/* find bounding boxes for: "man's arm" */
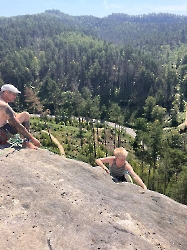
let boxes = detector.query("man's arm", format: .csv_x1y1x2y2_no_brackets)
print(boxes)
95,156,114,174
5,106,40,146
125,162,147,189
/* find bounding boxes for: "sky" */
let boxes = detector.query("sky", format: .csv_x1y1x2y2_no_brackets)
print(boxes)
0,0,187,18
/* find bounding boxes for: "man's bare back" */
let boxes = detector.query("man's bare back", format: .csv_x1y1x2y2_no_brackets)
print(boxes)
0,99,14,127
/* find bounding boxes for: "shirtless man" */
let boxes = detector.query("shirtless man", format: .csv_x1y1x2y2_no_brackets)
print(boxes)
0,84,40,149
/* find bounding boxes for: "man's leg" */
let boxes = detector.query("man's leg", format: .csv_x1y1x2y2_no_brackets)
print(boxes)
15,112,30,131
0,128,9,144
0,124,17,144
16,112,38,149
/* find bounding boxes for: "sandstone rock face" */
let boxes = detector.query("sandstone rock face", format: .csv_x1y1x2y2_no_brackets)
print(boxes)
0,147,187,250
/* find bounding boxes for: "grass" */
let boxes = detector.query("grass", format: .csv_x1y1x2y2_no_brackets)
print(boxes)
30,116,136,166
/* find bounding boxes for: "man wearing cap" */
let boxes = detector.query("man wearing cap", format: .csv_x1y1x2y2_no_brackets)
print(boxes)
0,83,40,149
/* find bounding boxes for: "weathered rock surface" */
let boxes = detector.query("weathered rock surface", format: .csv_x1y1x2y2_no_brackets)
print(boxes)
0,146,187,250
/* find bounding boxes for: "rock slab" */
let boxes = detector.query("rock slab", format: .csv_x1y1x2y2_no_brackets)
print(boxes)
0,147,187,250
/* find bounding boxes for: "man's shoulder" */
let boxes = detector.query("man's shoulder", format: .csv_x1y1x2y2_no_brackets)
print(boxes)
0,102,13,115
0,97,7,104
0,100,9,109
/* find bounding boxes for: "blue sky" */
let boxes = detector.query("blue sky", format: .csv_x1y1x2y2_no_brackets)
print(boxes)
0,0,187,18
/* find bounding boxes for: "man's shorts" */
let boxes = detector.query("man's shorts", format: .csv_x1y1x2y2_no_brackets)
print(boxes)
111,175,127,183
0,124,17,144
111,173,133,183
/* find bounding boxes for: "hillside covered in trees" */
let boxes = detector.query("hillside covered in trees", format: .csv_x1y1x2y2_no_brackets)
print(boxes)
1,10,187,204
0,10,187,118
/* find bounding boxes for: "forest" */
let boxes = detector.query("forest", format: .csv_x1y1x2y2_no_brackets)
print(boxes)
0,10,187,204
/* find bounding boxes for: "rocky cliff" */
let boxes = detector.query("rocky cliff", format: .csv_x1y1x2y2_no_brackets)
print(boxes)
0,146,187,250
